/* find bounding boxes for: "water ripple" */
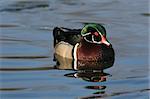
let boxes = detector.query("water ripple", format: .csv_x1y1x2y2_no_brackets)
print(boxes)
0,24,19,28
141,13,150,17
0,66,56,71
0,88,27,91
0,0,49,12
0,56,49,59
80,88,150,99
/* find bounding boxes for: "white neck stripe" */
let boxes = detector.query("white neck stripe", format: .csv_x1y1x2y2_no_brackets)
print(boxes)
73,43,79,70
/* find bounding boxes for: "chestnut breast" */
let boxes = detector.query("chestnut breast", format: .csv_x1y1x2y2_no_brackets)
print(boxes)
77,43,103,61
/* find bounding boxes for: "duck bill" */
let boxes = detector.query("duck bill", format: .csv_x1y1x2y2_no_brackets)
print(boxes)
101,36,110,46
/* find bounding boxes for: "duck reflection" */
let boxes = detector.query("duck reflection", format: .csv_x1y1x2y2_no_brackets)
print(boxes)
85,85,106,96
64,71,109,97
64,71,110,82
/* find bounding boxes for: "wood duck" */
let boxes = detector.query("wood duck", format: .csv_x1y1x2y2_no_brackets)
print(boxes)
53,23,115,71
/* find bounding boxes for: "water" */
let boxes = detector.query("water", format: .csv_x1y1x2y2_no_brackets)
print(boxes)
0,0,149,99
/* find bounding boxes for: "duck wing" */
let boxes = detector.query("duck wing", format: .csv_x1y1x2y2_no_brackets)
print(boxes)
53,27,81,46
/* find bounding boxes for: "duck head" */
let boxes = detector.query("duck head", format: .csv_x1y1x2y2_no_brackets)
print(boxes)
81,23,111,46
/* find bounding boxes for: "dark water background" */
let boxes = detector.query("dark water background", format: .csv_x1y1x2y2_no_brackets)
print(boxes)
0,0,149,99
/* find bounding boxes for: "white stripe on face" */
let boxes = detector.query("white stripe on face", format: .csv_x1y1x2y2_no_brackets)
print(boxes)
83,31,110,46
82,32,91,36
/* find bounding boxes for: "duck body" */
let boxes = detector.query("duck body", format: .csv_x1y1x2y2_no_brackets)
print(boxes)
53,23,115,70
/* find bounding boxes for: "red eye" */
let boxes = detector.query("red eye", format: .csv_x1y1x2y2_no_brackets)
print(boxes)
93,32,99,36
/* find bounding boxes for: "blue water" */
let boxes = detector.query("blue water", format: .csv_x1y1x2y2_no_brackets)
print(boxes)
0,0,149,99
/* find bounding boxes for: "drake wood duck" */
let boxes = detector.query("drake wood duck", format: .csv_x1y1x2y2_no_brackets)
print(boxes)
53,23,115,71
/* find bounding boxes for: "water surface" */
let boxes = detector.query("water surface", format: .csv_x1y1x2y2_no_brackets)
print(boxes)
0,0,149,99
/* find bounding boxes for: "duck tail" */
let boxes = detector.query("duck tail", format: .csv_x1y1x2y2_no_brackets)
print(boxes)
53,27,61,47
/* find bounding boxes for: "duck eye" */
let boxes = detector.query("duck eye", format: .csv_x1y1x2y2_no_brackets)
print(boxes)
94,35,101,42
85,34,92,41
